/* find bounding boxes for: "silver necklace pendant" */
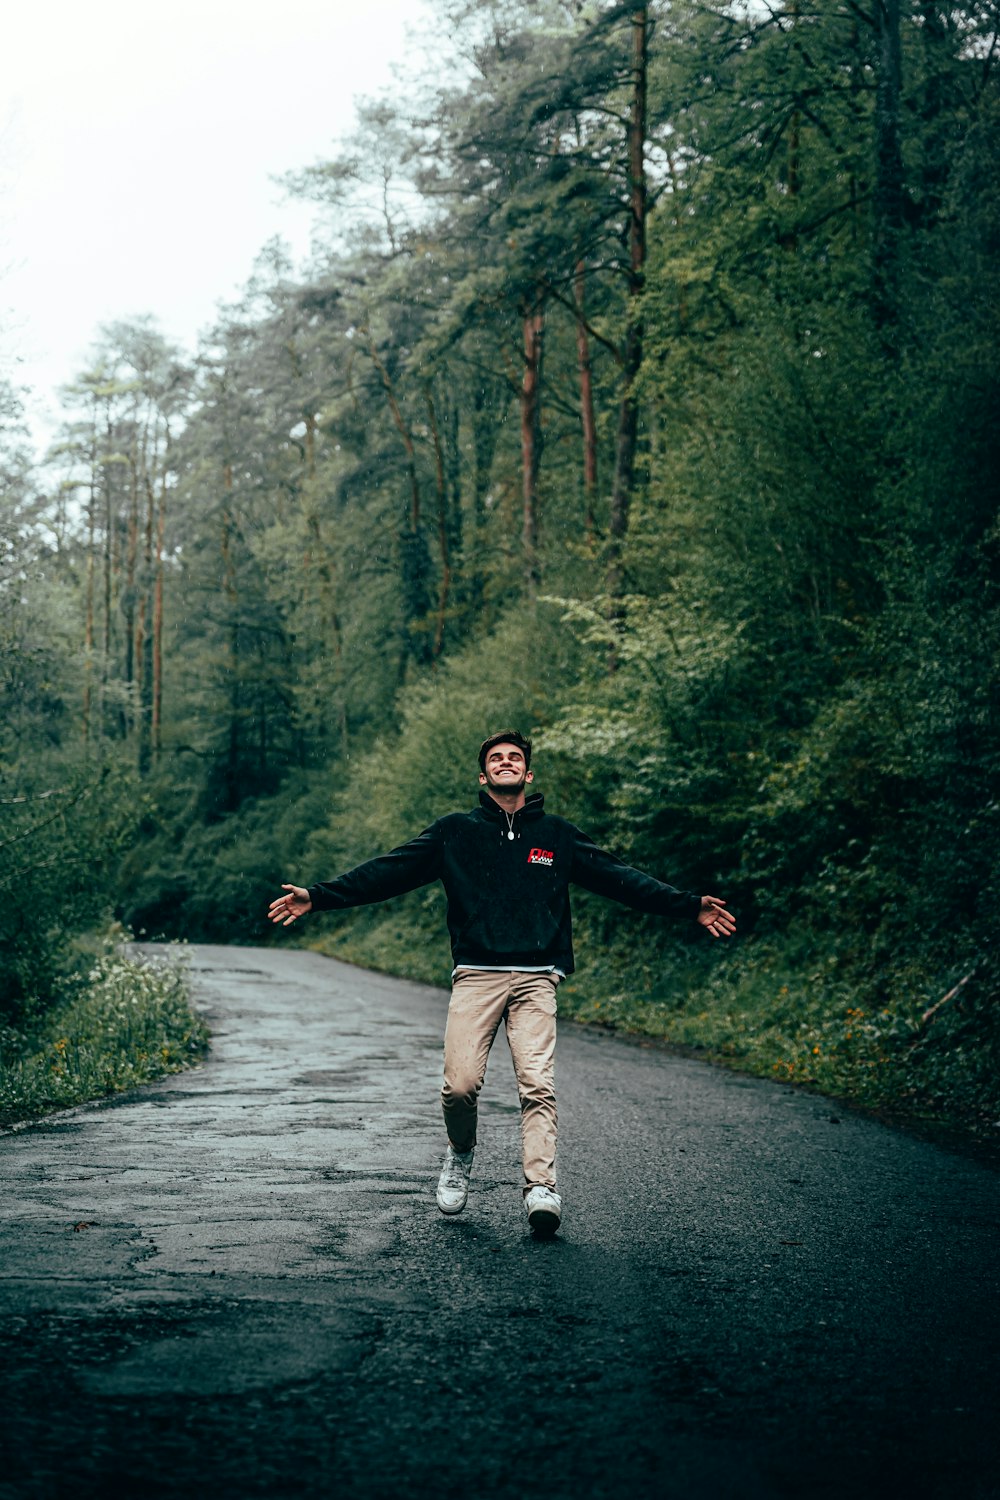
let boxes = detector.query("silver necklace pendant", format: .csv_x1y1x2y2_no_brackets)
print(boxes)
507,829,515,841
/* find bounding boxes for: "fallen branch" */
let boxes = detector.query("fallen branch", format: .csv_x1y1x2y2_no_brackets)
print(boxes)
0,789,68,805
921,969,977,1027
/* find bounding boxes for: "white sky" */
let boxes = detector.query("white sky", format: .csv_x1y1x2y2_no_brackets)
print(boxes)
0,0,430,454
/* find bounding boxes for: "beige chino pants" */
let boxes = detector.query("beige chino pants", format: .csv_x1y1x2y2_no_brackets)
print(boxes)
441,968,559,1190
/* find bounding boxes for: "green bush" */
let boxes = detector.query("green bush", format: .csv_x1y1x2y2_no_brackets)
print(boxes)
0,945,208,1127
0,763,141,1022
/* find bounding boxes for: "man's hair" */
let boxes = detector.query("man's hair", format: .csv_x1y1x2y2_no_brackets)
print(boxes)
478,730,532,772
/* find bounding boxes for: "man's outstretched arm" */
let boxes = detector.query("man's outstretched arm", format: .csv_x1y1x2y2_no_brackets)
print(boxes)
267,822,445,928
569,826,736,936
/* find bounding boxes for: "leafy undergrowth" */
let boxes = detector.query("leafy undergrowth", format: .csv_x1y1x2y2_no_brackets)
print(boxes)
309,909,451,990
0,950,209,1128
556,943,1000,1144
304,916,999,1147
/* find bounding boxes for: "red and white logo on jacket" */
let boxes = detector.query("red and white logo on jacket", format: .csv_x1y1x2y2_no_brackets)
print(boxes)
527,848,554,865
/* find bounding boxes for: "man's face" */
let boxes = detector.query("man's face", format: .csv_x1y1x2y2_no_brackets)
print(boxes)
479,742,533,795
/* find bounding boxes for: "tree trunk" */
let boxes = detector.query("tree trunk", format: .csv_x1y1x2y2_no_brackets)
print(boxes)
124,421,139,703
152,470,165,761
849,21,863,245
364,334,430,667
574,260,598,545
135,455,156,776
221,464,241,814
102,403,115,730
872,0,905,337
520,290,545,598
445,396,464,619
425,388,452,659
82,426,98,745
301,413,348,756
919,0,949,225
469,385,500,621
307,511,348,755
607,4,648,662
787,0,802,216
365,334,421,529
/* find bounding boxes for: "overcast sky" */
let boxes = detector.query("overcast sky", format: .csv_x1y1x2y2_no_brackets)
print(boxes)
0,0,429,453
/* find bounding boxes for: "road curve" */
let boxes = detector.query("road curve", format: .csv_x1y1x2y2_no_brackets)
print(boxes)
1,944,997,1500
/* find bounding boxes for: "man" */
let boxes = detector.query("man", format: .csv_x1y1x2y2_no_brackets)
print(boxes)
268,731,735,1236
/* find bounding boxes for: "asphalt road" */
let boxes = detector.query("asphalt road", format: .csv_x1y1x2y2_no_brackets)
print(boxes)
1,944,998,1500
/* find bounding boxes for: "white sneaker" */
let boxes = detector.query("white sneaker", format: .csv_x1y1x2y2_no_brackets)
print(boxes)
436,1144,475,1214
525,1184,562,1234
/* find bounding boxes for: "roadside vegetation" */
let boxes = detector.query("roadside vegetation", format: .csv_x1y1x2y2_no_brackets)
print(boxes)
555,942,997,1133
2,2,996,1140
0,941,208,1128
311,829,999,1142
0,758,207,1127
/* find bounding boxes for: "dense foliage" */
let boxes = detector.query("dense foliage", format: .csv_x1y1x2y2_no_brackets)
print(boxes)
3,0,997,1132
0,945,208,1126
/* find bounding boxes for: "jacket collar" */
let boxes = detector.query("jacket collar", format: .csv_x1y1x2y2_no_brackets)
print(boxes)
478,789,545,822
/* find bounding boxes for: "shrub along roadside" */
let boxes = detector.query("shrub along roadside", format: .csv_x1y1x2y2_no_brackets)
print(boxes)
0,763,141,1026
303,910,999,1146
0,946,209,1128
553,942,999,1139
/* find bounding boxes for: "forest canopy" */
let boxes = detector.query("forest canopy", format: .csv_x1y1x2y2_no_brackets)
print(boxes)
3,0,998,1130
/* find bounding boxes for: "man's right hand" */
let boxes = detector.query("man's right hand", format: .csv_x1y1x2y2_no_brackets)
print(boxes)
268,884,312,926
697,895,736,939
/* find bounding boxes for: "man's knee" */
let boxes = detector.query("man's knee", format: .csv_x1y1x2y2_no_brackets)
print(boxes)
518,1076,556,1113
441,1073,482,1111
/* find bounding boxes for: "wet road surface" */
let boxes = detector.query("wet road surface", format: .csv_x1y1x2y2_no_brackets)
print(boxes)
1,944,998,1500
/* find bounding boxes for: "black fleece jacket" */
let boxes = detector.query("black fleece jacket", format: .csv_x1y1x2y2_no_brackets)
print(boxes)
307,791,701,976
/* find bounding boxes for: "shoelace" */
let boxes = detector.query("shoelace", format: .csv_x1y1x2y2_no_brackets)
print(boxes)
443,1151,471,1184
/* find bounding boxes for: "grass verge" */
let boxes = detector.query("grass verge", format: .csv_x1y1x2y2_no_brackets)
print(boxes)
0,948,209,1128
304,910,999,1149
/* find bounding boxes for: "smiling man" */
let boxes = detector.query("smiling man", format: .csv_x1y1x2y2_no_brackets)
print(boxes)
268,730,735,1235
